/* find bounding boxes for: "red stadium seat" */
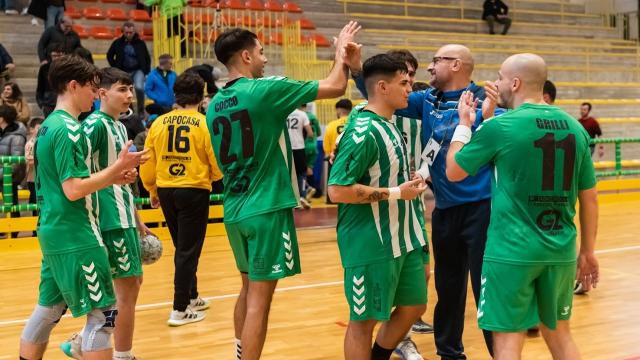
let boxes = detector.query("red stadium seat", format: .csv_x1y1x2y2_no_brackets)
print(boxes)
124,0,137,4
64,5,82,19
83,7,106,20
188,0,207,7
78,0,97,2
141,26,154,41
184,12,213,24
312,33,330,47
224,0,245,10
107,8,128,21
282,1,302,13
244,0,264,11
269,32,282,45
264,0,283,12
256,14,273,27
299,17,315,29
90,25,115,39
275,15,291,27
73,24,90,39
102,0,125,3
129,9,152,22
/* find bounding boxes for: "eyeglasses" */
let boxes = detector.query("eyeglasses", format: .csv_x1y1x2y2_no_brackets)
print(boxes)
431,56,460,64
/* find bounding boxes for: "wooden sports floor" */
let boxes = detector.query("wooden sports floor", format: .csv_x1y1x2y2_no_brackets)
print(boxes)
1,194,639,359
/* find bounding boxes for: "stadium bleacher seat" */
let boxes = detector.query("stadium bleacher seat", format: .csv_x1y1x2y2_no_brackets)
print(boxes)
245,0,264,11
83,7,107,20
264,0,283,12
90,25,115,39
102,0,125,3
275,15,291,27
141,26,153,41
185,12,214,24
222,14,237,26
269,31,283,45
312,33,330,47
107,8,128,21
282,2,302,13
299,17,315,30
129,9,152,22
188,0,207,7
64,6,82,19
225,0,246,10
73,24,90,39
78,0,98,2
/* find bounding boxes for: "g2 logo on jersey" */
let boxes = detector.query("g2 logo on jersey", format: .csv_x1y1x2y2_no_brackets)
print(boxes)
536,209,563,231
168,163,186,176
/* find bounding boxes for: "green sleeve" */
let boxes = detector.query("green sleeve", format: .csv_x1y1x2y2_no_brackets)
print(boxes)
83,119,106,156
454,119,502,176
309,113,321,137
54,127,90,183
421,246,430,264
578,135,597,190
257,77,319,122
328,127,377,186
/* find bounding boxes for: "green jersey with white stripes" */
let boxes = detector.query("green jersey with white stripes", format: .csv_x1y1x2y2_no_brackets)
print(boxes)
329,109,427,267
35,110,103,255
351,102,422,171
83,111,137,231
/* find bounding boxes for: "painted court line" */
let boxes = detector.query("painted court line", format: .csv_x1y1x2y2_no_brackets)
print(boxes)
0,245,638,327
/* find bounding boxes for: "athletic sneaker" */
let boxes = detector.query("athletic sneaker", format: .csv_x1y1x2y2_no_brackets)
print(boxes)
167,308,206,326
394,338,424,360
299,198,311,209
574,281,588,295
305,186,316,201
60,333,82,359
189,297,210,311
411,319,434,334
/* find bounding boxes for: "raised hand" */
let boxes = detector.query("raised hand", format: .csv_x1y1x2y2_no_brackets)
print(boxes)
482,80,499,120
457,90,478,128
342,41,363,73
398,178,428,200
333,21,361,61
117,140,149,170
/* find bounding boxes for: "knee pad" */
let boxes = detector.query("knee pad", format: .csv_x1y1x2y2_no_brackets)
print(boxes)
81,306,118,352
21,303,67,344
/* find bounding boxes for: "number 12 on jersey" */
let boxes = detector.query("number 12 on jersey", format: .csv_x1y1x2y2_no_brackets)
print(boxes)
212,109,255,165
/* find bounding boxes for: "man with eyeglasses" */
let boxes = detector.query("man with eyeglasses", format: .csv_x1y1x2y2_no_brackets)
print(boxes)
352,44,504,360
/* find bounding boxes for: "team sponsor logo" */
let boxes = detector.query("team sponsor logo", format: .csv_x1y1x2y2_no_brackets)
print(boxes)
168,163,186,176
535,209,563,231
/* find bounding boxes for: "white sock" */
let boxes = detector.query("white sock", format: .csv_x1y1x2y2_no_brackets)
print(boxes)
114,350,133,360
235,338,242,360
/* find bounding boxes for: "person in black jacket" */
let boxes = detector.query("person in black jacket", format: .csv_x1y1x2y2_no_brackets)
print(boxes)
184,63,219,96
107,22,151,115
37,15,81,64
482,0,512,35
36,43,66,117
0,43,15,85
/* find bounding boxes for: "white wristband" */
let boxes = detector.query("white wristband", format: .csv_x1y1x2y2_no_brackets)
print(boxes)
388,187,401,200
451,125,472,144
416,162,430,181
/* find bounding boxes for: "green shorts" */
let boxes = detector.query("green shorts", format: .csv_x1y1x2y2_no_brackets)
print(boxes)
103,228,143,279
477,261,576,332
344,249,427,321
39,246,116,317
225,208,301,281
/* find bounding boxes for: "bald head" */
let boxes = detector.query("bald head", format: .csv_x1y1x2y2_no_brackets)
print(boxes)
501,53,547,92
495,53,548,109
427,44,475,91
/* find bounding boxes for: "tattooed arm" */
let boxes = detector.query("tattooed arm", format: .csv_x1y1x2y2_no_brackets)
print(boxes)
328,178,426,204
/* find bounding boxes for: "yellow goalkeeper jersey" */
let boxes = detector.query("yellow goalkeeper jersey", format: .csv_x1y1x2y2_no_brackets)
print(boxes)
323,116,348,156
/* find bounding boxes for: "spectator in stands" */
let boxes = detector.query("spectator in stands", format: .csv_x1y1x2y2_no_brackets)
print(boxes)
0,104,27,237
108,22,152,115
24,117,43,223
543,79,556,104
45,0,65,28
36,43,66,117
286,106,313,209
300,103,321,198
1,82,31,124
185,63,219,96
578,102,604,157
482,0,512,35
144,53,176,115
0,43,15,85
37,15,81,64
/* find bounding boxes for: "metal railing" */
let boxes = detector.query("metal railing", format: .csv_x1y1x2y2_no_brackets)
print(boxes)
592,138,640,177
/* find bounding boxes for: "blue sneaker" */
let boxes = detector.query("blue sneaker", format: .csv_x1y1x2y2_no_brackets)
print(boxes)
60,333,82,359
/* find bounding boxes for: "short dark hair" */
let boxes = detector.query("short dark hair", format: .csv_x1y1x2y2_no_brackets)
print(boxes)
335,98,353,111
386,49,418,71
214,28,258,65
363,54,408,93
158,53,172,63
543,80,556,103
581,102,592,111
174,72,204,107
99,67,132,89
412,81,429,91
48,54,100,95
2,82,23,102
28,117,44,128
74,47,94,64
0,104,18,125
122,21,135,29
